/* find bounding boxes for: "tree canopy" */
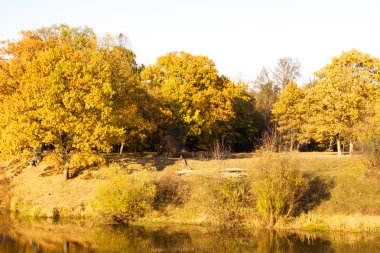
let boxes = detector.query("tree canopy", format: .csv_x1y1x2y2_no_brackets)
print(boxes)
1,24,380,175
302,49,380,154
0,25,142,178
141,52,258,151
272,81,305,151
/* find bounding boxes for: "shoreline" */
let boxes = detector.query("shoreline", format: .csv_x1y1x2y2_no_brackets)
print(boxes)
4,209,380,233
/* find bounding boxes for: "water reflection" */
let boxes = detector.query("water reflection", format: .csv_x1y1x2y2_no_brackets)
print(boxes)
0,216,379,253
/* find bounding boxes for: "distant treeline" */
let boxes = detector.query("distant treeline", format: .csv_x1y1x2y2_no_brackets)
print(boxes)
0,25,379,171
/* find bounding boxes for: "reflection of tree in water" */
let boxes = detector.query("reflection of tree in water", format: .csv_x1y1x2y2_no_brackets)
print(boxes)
325,233,380,253
256,231,335,253
1,217,380,252
0,235,19,253
149,229,192,250
92,225,148,252
92,225,192,252
188,229,335,253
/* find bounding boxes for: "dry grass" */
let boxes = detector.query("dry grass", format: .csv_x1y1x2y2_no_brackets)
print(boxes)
292,214,380,232
7,159,102,218
1,151,380,231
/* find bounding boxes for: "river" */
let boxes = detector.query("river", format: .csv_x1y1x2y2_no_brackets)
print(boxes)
0,215,379,252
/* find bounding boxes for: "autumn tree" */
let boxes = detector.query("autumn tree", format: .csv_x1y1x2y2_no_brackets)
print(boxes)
356,95,380,171
302,49,380,156
99,34,156,155
272,81,305,151
141,52,257,151
223,79,260,151
0,25,142,178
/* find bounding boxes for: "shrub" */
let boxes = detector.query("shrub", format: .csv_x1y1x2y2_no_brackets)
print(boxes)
153,172,191,211
208,178,253,227
253,153,308,226
93,165,156,224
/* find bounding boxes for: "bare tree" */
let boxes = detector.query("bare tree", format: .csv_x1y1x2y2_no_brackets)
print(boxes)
254,67,272,87
98,33,131,49
272,57,301,89
252,68,280,127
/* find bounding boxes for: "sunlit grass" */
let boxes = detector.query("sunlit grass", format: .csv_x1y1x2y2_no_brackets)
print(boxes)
2,152,380,231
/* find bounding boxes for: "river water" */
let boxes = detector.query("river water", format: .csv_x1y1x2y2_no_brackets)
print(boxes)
0,215,379,253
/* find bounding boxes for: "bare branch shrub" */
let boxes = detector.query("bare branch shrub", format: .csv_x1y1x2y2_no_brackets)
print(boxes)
211,139,231,169
259,127,283,152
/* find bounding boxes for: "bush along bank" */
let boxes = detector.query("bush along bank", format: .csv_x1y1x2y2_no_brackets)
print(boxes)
3,152,380,232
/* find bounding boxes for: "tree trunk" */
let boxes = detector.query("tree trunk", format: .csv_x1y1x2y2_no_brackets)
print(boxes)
337,135,342,156
30,147,43,167
63,149,69,180
349,140,354,157
64,166,69,180
34,147,42,165
63,241,69,253
119,142,124,157
290,135,294,152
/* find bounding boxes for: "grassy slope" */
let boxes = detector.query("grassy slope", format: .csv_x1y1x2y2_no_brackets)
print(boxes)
1,152,380,231
296,154,380,216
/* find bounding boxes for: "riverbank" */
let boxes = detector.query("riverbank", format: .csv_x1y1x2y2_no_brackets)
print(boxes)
1,152,380,232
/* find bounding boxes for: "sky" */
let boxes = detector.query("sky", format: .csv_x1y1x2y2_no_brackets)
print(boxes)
1,0,379,84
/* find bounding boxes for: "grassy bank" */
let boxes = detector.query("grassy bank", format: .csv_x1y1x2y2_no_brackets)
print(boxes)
1,152,380,232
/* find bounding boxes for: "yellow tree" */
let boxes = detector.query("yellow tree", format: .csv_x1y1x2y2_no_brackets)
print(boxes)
0,25,138,178
141,52,255,151
303,49,380,156
99,34,156,155
272,81,305,151
355,94,380,171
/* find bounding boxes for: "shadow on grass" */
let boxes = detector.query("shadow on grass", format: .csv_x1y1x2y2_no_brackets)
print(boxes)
70,166,100,179
295,176,335,216
39,165,60,177
176,151,253,161
37,152,177,179
104,153,177,171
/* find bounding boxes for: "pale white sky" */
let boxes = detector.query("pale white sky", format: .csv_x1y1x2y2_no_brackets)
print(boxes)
1,0,379,84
